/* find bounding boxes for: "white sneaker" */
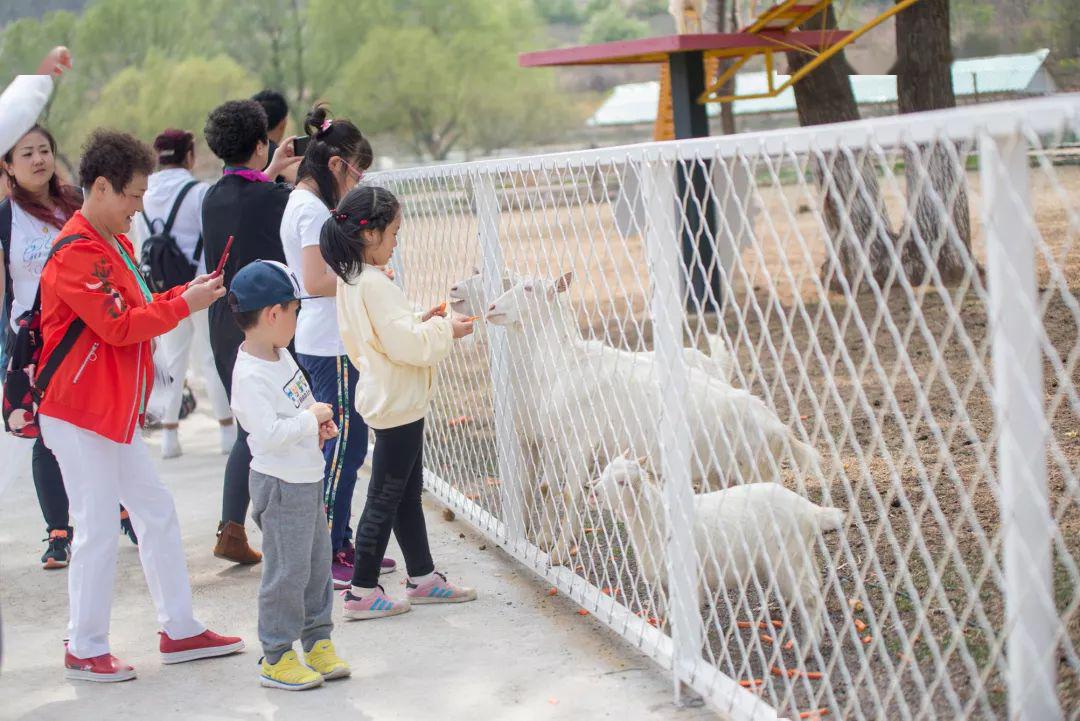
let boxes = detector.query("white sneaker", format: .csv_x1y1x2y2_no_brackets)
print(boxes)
162,429,182,459
219,422,237,455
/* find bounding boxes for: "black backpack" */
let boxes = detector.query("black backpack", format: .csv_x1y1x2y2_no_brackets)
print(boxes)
139,181,202,293
3,234,87,438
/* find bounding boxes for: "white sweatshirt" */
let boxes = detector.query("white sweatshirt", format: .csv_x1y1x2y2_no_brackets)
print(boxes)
337,266,454,429
230,346,325,483
0,75,52,156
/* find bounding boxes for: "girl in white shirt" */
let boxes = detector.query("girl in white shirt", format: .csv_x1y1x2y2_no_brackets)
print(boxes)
0,124,103,568
140,129,235,459
280,105,396,588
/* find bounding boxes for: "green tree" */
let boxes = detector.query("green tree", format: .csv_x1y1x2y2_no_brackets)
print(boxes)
0,10,78,125
581,1,649,44
72,54,258,148
331,0,563,159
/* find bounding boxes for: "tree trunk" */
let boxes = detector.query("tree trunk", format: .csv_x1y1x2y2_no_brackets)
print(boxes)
895,0,975,286
704,0,736,134
290,0,307,113
787,5,896,293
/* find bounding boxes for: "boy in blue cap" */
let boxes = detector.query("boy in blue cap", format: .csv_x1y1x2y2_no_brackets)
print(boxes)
228,260,349,690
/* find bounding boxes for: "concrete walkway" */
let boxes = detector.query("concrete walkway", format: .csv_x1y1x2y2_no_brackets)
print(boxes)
0,410,715,721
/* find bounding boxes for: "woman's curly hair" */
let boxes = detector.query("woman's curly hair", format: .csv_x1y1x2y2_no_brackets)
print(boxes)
204,99,268,165
78,129,155,192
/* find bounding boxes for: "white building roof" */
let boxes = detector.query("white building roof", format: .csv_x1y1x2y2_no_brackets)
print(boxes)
588,48,1054,126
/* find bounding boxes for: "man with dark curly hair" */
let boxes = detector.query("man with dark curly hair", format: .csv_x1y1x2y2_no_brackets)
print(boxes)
201,99,301,565
36,128,244,681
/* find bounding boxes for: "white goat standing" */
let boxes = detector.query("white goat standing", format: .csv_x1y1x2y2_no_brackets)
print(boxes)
589,455,845,645
449,266,734,383
485,272,821,562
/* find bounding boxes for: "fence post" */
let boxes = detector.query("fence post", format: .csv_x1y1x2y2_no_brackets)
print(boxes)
474,173,528,544
980,131,1061,721
642,153,703,704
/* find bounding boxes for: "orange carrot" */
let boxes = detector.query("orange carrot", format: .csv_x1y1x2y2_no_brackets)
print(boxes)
547,587,558,596
771,619,784,629
447,415,470,427
760,634,774,644
799,709,829,719
801,671,823,680
862,635,873,644
465,493,480,500
737,621,767,630
854,619,868,633
576,609,589,616
739,679,764,688
465,315,481,322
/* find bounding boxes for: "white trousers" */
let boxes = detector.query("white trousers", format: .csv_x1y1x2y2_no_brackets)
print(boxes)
40,415,205,659
159,310,232,424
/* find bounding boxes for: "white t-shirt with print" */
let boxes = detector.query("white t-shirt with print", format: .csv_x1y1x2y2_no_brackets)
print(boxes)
280,187,344,357
230,346,325,484
7,201,63,333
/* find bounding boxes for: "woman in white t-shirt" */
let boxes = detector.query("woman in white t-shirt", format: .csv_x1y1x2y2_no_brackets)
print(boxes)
280,105,396,589
0,124,138,568
139,129,235,459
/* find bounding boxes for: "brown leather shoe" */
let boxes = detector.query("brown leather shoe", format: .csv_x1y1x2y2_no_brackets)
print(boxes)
213,521,261,564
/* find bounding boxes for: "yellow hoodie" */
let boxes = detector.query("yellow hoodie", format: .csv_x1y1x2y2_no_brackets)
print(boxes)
337,266,454,429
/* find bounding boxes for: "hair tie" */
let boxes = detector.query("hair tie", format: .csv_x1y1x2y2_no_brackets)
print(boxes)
334,212,348,223
320,118,333,134
358,219,368,226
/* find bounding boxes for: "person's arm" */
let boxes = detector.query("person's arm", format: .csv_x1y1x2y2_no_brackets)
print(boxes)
0,76,52,156
296,204,336,296
231,374,320,450
365,278,454,368
49,244,222,346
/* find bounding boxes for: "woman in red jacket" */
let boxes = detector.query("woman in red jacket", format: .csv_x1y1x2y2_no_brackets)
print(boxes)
38,130,243,682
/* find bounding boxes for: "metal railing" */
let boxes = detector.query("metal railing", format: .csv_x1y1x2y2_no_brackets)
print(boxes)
372,94,1080,721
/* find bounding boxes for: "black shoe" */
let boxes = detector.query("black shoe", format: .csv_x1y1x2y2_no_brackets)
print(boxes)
120,513,138,546
41,528,71,569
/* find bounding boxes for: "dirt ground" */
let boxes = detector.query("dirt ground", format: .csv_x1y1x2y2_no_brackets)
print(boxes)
385,158,1080,720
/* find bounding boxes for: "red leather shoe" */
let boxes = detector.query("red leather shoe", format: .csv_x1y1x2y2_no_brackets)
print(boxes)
159,629,245,664
64,650,136,682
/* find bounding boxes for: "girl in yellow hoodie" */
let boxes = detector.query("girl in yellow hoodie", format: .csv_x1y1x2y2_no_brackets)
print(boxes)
320,185,476,619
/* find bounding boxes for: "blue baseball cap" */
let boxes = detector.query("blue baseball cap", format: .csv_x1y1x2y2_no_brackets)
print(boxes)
228,260,312,313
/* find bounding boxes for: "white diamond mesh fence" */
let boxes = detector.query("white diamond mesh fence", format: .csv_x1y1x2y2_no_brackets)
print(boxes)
369,95,1080,721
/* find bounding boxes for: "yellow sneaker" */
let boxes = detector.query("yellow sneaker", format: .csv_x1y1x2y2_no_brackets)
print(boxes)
260,650,324,690
304,639,351,680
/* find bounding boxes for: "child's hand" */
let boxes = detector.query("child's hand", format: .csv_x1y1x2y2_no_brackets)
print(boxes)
422,301,448,322
319,420,339,442
310,402,334,425
450,313,474,339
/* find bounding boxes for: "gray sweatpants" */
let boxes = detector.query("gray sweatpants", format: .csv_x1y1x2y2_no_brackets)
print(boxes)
249,470,334,664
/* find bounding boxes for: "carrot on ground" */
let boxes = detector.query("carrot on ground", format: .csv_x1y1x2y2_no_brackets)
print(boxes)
771,619,784,629
798,709,829,719
760,634,775,644
854,619,868,633
862,635,873,644
800,671,823,680
737,621,766,630
576,609,589,616
547,587,558,596
447,415,470,427
739,679,764,688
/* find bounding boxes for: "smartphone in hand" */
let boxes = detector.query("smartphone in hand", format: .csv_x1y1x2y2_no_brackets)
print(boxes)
293,136,310,156
213,235,234,277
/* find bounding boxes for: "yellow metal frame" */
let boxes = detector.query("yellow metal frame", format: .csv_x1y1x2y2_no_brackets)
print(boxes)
698,0,923,104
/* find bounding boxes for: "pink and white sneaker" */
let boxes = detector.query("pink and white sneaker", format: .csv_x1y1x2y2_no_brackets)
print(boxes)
331,551,353,591
342,586,411,620
340,541,397,575
405,572,477,605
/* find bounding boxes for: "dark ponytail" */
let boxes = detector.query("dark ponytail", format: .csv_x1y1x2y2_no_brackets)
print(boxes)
320,185,401,282
298,103,373,209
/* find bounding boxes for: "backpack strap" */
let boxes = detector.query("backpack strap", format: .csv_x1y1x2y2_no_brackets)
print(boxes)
163,181,198,235
34,233,88,392
1,198,12,321
193,234,203,264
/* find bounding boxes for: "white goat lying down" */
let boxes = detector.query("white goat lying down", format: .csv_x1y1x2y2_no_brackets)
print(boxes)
589,455,845,644
485,272,821,559
449,266,734,384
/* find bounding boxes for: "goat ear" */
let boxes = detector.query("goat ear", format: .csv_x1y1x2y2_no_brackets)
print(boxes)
554,271,573,294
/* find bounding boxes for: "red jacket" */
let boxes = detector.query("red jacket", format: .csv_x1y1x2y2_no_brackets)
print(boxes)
38,211,191,443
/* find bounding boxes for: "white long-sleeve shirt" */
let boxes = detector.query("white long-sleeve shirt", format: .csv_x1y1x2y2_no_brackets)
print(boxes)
0,75,52,156
230,345,325,483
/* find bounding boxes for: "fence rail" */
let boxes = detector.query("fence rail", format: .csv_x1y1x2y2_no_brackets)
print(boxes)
371,94,1080,721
